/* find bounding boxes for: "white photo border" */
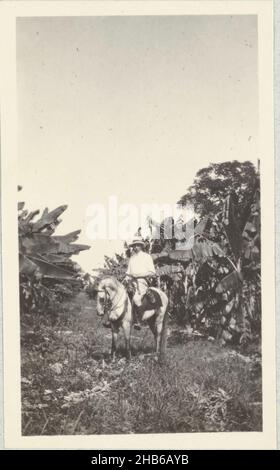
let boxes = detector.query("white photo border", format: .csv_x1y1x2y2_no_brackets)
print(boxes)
0,1,276,449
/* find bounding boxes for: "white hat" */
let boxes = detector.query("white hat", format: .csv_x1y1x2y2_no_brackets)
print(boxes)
129,236,145,247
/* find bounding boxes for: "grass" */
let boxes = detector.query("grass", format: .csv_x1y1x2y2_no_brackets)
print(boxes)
20,292,262,435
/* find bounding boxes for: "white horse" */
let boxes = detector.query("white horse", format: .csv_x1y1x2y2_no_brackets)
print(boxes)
96,276,169,361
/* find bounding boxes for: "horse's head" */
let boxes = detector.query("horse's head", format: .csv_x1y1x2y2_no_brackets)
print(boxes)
96,277,118,316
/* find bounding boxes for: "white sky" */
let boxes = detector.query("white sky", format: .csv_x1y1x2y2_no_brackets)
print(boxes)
17,15,258,273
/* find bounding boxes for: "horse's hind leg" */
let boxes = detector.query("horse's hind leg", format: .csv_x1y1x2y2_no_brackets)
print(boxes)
155,320,163,355
147,317,160,356
122,321,131,361
157,308,168,363
153,308,168,362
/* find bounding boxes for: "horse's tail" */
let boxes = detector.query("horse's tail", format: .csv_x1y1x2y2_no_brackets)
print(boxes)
159,297,169,363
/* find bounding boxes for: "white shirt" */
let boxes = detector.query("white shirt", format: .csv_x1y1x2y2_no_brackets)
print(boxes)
126,251,156,277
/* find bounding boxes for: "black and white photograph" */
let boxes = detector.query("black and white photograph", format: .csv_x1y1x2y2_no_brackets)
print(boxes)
0,1,276,450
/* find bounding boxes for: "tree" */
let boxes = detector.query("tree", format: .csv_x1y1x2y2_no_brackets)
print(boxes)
177,160,259,218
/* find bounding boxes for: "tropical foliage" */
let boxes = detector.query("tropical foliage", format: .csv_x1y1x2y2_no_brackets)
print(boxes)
92,161,261,348
151,161,261,347
19,161,262,435
18,187,90,315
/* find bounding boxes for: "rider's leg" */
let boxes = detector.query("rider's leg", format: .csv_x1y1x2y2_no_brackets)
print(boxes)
132,292,142,329
132,279,149,329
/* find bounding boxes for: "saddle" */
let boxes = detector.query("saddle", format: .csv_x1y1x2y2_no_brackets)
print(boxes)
125,278,162,312
132,288,162,329
141,288,162,310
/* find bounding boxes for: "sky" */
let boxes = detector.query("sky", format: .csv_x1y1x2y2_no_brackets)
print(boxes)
17,15,258,273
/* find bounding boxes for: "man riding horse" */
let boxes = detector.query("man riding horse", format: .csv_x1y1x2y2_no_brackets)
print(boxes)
102,236,161,329
125,236,158,330
96,236,168,360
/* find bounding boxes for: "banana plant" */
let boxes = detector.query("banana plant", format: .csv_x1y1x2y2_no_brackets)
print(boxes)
147,182,260,344
19,202,90,280
18,192,91,315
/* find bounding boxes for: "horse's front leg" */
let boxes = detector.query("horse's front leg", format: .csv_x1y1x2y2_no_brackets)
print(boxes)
111,327,118,362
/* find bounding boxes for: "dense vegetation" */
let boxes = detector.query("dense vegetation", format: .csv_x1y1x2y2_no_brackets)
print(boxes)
18,186,90,316
20,160,262,435
93,160,261,349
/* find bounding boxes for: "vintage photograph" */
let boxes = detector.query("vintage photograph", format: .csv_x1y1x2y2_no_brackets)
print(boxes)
17,13,263,437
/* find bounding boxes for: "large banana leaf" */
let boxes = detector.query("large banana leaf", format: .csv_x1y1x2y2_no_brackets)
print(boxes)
169,249,193,261
215,270,243,293
55,242,91,255
52,230,81,244
154,238,225,264
32,205,68,232
20,234,59,255
19,254,39,276
25,210,40,224
193,216,211,236
20,233,90,256
19,203,90,282
21,254,75,279
156,264,183,277
151,251,171,263
43,253,71,263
